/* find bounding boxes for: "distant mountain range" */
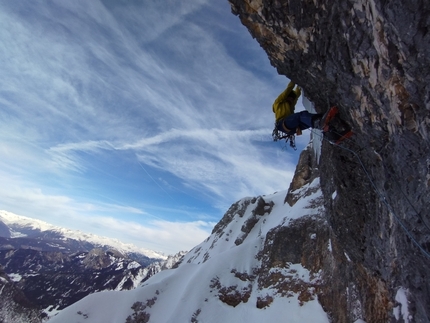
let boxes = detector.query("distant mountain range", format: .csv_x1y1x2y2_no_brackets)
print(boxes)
0,210,185,322
0,210,165,261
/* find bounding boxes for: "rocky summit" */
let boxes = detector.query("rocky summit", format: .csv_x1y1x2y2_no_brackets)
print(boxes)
229,0,430,321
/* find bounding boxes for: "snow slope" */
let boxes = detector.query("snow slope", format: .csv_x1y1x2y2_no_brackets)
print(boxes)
49,178,330,323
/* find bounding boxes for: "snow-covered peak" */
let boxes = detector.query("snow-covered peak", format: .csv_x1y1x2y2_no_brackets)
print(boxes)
180,178,322,267
0,210,56,233
0,210,166,260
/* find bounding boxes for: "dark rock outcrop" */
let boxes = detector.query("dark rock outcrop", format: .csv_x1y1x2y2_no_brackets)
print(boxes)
0,266,42,323
0,221,10,238
229,0,430,322
0,247,146,313
285,144,320,206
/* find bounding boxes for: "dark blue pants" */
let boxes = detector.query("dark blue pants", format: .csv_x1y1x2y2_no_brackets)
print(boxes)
277,111,314,135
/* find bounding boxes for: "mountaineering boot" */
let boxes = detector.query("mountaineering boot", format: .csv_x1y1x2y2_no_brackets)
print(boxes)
321,106,339,132
320,106,353,144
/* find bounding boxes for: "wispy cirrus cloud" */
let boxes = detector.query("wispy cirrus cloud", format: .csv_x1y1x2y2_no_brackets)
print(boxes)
46,127,297,207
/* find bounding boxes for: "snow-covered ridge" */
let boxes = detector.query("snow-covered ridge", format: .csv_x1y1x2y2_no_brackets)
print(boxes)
0,210,166,260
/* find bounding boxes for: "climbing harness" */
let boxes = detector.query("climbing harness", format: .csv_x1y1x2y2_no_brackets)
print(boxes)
311,127,430,260
272,127,297,150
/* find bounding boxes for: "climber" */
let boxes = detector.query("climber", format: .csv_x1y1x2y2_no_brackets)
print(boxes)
272,81,322,137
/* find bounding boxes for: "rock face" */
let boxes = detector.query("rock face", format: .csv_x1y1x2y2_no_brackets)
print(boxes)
229,0,430,322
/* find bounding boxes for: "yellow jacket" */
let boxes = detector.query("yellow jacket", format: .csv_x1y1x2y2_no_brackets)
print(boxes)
272,81,301,122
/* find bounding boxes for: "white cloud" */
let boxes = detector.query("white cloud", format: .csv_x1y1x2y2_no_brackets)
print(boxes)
3,182,129,223
89,216,215,254
0,179,213,254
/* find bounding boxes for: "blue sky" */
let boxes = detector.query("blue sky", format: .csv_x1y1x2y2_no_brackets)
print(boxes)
0,0,310,255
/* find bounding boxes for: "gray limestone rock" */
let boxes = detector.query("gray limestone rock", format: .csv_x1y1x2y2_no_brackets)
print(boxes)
229,0,430,321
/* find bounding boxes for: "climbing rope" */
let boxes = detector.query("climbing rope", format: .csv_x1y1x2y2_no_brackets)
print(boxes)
324,131,430,231
310,127,430,260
